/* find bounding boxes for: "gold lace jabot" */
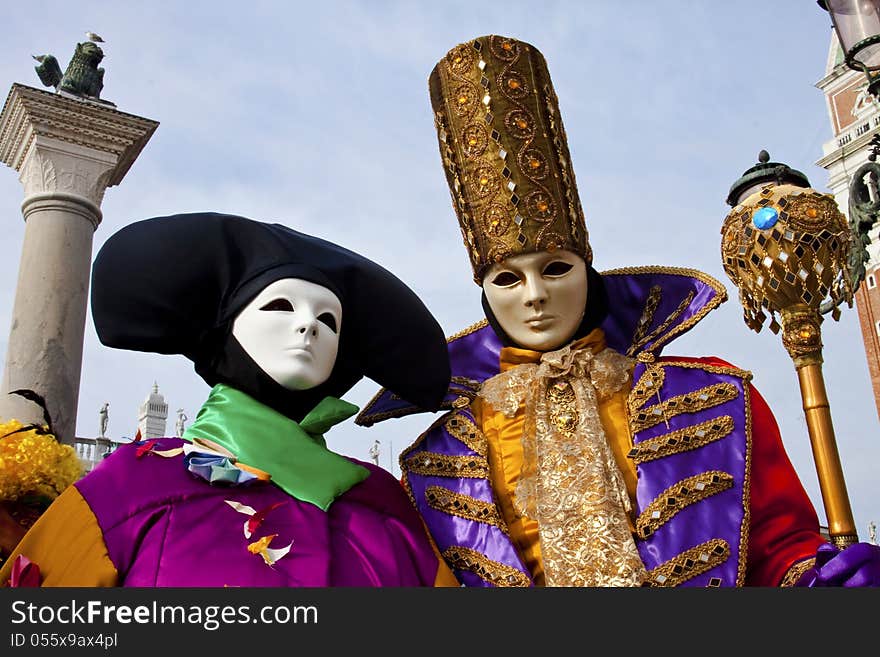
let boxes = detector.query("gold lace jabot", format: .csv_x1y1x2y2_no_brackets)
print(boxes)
479,329,647,586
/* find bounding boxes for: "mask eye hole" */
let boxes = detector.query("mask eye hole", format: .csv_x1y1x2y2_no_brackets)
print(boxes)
542,261,573,277
318,312,338,333
490,271,521,287
260,298,294,312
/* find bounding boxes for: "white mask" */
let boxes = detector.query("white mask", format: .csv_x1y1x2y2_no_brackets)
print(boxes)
232,278,342,391
482,250,587,351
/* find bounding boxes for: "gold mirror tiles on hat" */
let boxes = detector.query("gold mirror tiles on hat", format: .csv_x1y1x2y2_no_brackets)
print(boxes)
429,35,591,283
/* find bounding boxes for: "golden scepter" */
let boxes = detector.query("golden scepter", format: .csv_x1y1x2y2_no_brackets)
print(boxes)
721,151,859,548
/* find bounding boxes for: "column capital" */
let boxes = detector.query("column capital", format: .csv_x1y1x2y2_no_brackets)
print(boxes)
0,83,159,202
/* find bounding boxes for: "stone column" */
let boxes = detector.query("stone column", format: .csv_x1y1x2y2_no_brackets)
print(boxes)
0,83,158,444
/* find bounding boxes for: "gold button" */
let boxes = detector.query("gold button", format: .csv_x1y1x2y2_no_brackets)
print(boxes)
452,396,470,409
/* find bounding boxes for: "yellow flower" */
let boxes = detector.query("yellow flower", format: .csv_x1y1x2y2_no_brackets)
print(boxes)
0,419,82,504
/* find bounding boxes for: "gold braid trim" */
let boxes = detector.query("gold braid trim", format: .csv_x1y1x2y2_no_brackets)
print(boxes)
402,451,489,478
451,375,482,392
399,412,455,510
627,291,695,358
446,318,489,342
390,379,479,400
426,486,509,534
628,285,662,354
631,382,739,433
636,471,735,539
737,382,753,587
354,405,417,426
628,416,735,464
442,546,530,587
656,359,753,381
643,539,731,587
628,364,666,414
779,558,816,587
444,412,487,456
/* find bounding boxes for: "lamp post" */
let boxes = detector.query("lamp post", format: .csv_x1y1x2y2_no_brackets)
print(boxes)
820,0,880,96
722,151,859,548
820,1,880,285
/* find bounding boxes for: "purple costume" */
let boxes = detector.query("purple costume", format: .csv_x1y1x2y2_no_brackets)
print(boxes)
76,438,441,586
0,436,443,587
358,268,831,587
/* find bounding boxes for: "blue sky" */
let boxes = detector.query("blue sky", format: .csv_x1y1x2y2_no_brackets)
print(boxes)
1,1,878,540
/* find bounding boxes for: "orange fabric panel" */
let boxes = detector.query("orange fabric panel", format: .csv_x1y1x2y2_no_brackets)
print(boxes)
0,486,117,587
474,394,546,585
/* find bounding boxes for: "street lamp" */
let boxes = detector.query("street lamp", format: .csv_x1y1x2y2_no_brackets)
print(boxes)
722,151,859,548
820,0,880,96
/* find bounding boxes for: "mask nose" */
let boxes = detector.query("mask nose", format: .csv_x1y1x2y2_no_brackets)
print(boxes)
296,317,319,340
523,275,547,308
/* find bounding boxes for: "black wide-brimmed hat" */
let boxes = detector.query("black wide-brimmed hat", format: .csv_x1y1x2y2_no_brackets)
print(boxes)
90,212,451,421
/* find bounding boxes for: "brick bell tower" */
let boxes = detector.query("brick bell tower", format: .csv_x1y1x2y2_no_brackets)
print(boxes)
816,32,880,422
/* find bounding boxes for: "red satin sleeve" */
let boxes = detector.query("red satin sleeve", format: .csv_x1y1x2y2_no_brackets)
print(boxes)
742,377,825,584
669,356,825,585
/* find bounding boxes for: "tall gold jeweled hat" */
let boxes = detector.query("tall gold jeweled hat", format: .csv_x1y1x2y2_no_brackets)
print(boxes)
429,35,591,284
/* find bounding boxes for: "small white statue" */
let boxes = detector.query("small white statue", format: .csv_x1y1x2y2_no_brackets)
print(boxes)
99,402,109,438
175,408,188,437
368,439,381,466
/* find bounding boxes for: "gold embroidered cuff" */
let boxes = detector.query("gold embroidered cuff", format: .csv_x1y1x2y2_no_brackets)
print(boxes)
779,557,816,587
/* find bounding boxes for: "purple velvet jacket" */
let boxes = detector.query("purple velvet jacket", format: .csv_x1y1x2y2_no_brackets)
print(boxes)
356,267,825,587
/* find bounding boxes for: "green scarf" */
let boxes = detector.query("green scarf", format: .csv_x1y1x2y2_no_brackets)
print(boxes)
182,384,369,511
